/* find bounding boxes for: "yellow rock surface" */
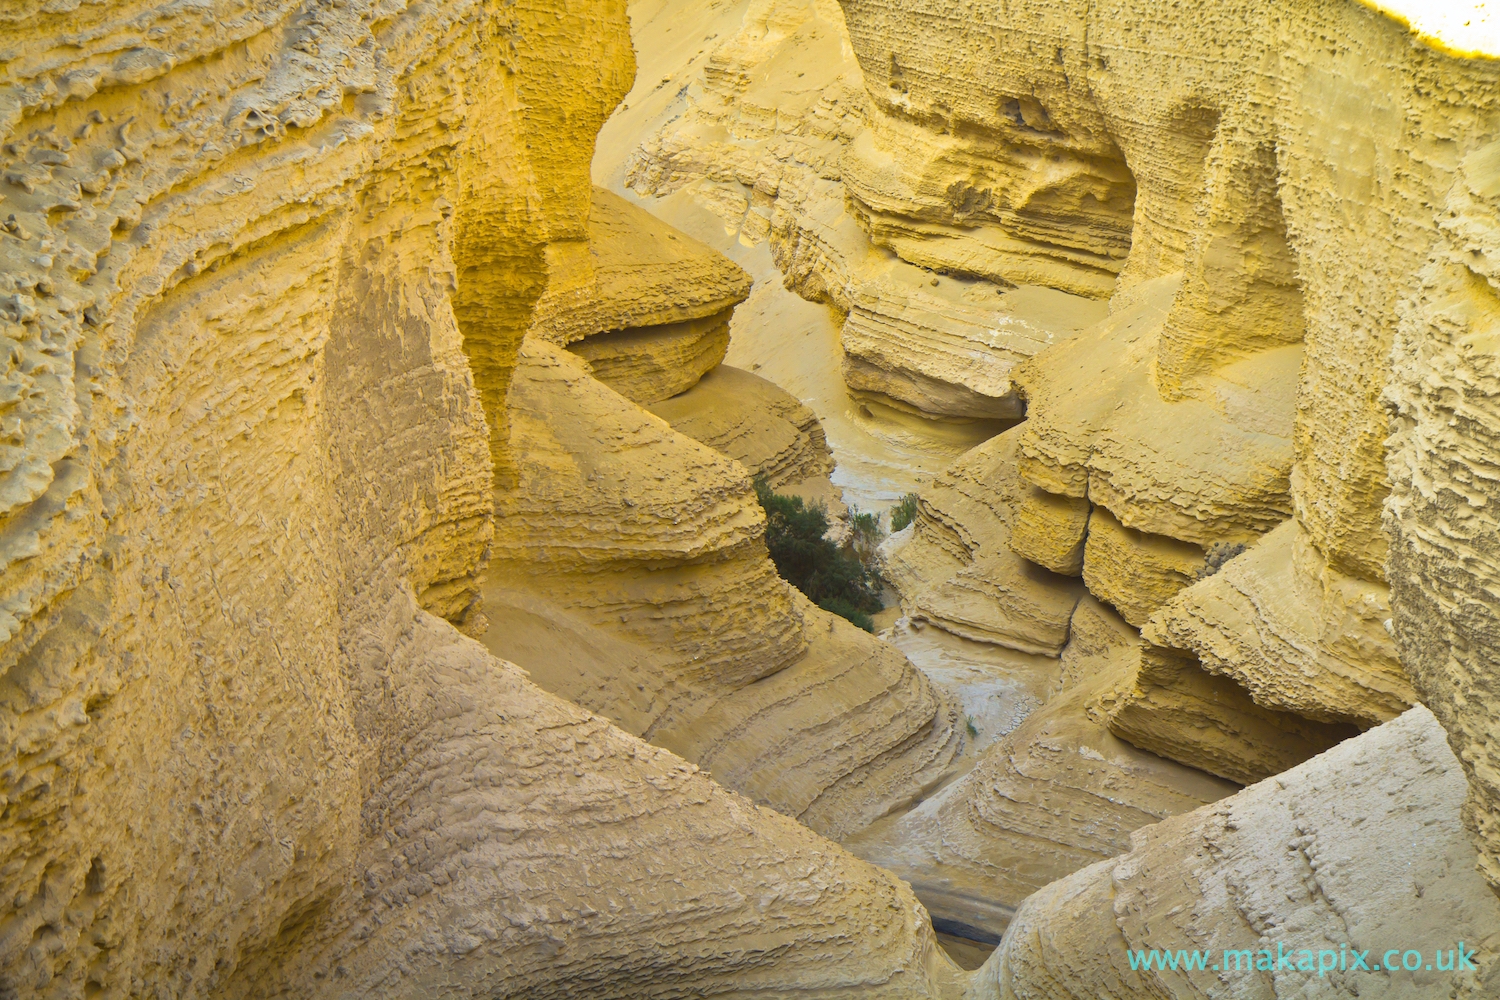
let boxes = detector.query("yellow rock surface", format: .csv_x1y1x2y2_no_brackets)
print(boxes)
1095,640,1359,786
1386,138,1500,895
646,363,836,494
0,0,972,994
978,708,1500,999
845,668,1237,944
1151,519,1415,727
884,429,1085,655
531,187,753,347
569,311,732,404
1009,487,1090,576
492,340,961,840
840,261,1106,421
615,0,1111,421
1055,595,1140,694
1081,506,1207,628
527,187,752,404
1012,276,1298,547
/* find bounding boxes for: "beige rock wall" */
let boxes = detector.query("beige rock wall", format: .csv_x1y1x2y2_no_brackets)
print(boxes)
829,0,1500,784
846,671,1236,944
821,0,1500,987
0,1,971,995
530,187,753,404
489,339,962,840
618,0,1112,422
976,707,1500,999
1386,138,1500,896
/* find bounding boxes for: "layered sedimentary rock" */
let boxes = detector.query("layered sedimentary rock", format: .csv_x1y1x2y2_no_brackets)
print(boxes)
618,0,1112,421
491,339,961,840
841,263,1105,421
1092,637,1359,786
846,666,1237,944
978,708,1500,1000
0,0,973,995
817,0,1500,792
1151,519,1417,727
884,428,1085,655
816,0,1500,988
646,362,836,497
530,186,752,403
1386,136,1500,896
1010,276,1299,550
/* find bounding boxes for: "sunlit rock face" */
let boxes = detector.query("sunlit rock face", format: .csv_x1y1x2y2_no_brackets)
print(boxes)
0,2,973,997
613,0,1500,979
833,0,1500,805
11,0,1500,993
975,707,1500,1000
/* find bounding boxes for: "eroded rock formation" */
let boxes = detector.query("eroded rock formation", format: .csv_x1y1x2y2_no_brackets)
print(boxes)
615,0,1500,986
976,707,1500,999
0,0,969,995
11,0,1500,995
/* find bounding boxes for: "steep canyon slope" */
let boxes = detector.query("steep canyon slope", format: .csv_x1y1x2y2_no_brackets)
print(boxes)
7,0,1500,998
0,1,969,996
615,0,1500,989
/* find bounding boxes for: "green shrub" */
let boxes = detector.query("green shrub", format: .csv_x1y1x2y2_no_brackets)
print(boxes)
817,597,875,633
890,493,920,532
847,505,882,563
754,478,883,631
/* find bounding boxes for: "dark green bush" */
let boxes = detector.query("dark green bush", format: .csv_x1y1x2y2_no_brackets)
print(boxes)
890,493,920,532
816,597,875,633
847,506,882,563
754,478,883,632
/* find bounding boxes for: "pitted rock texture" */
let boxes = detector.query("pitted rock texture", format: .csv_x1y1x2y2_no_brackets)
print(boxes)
884,428,1084,655
1151,519,1414,728
616,0,1110,422
529,186,752,404
646,362,836,495
1386,137,1500,896
823,0,1500,800
0,1,972,996
491,340,962,841
845,668,1236,945
975,708,1500,1000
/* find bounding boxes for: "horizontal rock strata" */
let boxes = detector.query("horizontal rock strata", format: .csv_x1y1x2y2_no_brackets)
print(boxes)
646,363,836,495
0,0,972,994
884,429,1085,655
492,339,961,840
977,707,1500,1000
1151,519,1414,727
845,669,1237,944
529,186,753,403
1093,639,1361,786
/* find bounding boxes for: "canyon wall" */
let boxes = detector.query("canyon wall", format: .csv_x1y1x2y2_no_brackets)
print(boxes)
618,0,1500,984
826,0,1500,884
8,0,1500,995
0,1,969,996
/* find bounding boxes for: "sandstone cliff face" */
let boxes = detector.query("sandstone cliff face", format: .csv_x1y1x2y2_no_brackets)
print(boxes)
488,337,962,841
976,707,1500,999
822,0,1500,789
1386,136,1500,898
620,0,1112,424
611,0,1500,983
13,0,1500,993
0,1,972,995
